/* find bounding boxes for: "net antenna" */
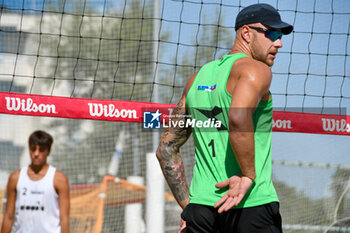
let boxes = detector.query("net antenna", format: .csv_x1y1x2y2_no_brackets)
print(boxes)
108,126,128,176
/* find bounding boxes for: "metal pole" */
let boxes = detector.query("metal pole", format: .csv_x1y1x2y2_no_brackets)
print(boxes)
147,1,164,233
152,0,160,153
146,152,164,233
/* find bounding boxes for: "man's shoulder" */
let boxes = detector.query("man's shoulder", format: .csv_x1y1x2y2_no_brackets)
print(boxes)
9,170,21,180
233,57,271,77
7,170,21,188
183,72,198,97
53,169,69,193
228,57,272,89
53,169,68,182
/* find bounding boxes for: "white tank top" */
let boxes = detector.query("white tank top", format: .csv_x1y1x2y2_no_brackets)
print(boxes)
13,166,61,233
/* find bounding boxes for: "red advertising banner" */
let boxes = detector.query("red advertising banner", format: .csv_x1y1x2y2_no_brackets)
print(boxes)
0,92,348,135
0,92,171,123
272,111,350,135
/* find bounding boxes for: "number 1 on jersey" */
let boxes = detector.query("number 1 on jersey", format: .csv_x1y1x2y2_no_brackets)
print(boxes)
208,139,216,157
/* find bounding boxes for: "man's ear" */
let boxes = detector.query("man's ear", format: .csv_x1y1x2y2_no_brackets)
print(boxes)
240,25,251,43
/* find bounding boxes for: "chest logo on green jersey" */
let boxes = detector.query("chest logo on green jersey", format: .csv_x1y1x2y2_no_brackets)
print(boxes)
197,84,216,92
195,106,227,131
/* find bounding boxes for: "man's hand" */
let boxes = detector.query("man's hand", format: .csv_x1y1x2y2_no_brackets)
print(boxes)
178,218,186,233
213,175,253,213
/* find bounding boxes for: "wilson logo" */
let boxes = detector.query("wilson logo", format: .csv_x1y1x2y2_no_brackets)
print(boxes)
322,118,350,133
272,119,292,129
5,97,57,114
88,103,137,119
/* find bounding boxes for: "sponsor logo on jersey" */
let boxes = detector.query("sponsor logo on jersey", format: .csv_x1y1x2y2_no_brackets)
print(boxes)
197,84,216,92
20,205,45,211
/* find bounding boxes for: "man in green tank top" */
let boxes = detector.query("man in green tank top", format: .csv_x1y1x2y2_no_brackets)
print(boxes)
157,3,293,233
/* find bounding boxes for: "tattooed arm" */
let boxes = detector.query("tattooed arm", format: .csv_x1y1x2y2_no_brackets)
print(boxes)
156,73,196,209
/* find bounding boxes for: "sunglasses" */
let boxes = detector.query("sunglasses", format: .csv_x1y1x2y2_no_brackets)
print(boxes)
248,26,282,42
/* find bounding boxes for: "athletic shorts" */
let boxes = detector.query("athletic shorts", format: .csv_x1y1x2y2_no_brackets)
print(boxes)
181,202,282,233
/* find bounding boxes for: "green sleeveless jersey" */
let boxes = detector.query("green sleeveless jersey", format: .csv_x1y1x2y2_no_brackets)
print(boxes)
186,53,278,208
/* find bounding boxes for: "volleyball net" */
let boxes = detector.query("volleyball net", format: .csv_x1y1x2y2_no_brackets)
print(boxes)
0,0,349,232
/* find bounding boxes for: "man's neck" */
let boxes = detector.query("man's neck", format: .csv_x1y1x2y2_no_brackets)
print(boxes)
29,163,49,174
229,40,251,57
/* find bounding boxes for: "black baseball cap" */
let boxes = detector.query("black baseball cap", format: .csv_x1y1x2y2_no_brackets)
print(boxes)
235,3,293,35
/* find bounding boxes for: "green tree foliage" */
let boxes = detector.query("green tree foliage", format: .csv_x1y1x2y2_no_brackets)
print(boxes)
39,0,164,101
36,0,165,185
329,169,350,226
159,8,233,104
274,180,328,228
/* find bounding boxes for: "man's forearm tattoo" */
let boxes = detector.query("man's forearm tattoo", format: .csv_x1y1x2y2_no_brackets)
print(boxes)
157,99,191,204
